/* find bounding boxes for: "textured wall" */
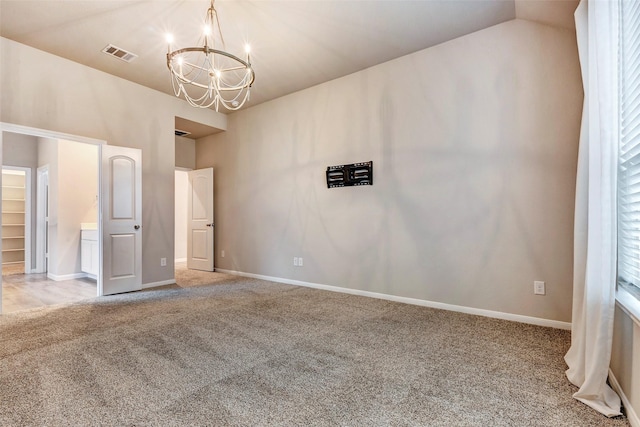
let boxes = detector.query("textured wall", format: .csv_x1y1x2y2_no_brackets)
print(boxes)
197,19,582,322
175,137,196,170
57,140,98,276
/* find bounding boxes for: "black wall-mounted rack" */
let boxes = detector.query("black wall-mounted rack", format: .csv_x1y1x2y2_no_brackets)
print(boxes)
326,161,373,188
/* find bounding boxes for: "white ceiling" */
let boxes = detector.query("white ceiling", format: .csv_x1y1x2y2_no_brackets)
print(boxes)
0,0,578,116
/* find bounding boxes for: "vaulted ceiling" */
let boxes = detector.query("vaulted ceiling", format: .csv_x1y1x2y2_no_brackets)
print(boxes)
0,1,578,114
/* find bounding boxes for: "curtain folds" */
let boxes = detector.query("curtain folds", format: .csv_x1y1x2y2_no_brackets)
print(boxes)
564,0,621,418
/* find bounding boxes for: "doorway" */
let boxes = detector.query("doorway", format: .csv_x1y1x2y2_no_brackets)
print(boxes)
0,123,144,314
174,168,214,273
0,125,103,314
1,136,99,312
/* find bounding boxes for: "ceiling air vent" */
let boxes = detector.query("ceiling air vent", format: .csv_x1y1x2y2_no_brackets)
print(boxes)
175,129,191,137
101,44,138,63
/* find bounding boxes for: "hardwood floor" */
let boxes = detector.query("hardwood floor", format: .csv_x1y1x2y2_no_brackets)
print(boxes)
2,264,97,313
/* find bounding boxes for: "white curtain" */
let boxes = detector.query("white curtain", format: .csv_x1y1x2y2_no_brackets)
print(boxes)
564,0,621,418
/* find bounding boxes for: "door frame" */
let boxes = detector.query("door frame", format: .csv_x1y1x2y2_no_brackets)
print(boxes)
2,166,32,274
0,122,105,314
35,165,49,274
174,168,191,264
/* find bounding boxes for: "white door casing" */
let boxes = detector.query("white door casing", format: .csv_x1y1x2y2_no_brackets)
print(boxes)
100,145,142,295
35,166,49,274
187,168,214,271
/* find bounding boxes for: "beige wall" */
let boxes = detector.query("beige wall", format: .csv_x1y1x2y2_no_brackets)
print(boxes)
0,36,226,285
57,140,98,276
175,136,196,170
196,19,582,323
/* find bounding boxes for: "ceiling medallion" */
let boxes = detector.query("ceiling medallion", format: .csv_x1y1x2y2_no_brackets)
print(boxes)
166,0,255,111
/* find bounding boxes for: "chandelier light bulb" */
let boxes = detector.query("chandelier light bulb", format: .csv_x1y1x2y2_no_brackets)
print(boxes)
203,25,211,36
165,33,174,44
245,44,251,53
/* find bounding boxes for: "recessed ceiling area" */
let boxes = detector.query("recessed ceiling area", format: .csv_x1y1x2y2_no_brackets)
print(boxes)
0,1,578,113
175,117,223,140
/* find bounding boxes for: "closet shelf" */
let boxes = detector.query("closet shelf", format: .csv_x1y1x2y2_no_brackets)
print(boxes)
3,170,26,265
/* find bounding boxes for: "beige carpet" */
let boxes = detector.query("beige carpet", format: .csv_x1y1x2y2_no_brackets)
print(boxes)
0,270,631,426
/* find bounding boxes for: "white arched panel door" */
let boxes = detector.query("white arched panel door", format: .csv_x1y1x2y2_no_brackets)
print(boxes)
100,145,142,295
187,168,214,271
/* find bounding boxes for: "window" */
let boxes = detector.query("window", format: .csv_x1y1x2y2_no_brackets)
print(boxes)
617,0,640,297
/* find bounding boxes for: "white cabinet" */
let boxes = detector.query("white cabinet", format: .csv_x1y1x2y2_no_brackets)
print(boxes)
81,229,98,278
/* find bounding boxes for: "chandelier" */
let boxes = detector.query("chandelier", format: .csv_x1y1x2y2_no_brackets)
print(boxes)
166,0,255,111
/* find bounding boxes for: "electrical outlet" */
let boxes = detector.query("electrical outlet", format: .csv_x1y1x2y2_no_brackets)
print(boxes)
160,257,167,267
299,257,303,267
293,257,299,266
221,250,225,258
534,281,545,295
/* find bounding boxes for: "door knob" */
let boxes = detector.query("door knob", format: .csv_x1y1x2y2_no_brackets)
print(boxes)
206,223,214,227
134,225,141,230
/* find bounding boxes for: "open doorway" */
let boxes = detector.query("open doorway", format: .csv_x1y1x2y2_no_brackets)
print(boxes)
175,168,214,272
1,130,100,313
175,131,215,276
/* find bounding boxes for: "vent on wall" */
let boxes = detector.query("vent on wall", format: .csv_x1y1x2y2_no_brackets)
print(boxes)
101,44,138,63
175,129,191,137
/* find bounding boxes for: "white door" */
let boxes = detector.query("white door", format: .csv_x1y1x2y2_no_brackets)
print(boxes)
100,145,142,295
187,168,214,271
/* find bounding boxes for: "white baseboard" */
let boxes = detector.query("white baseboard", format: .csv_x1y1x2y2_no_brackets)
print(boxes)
610,368,640,427
47,272,88,281
142,279,176,289
215,269,572,330
175,258,187,263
